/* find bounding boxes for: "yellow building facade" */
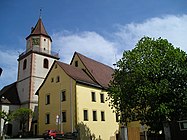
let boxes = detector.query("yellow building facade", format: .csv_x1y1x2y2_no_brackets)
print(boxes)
37,52,119,139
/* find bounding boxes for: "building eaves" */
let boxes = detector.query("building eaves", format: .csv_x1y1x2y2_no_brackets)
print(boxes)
26,18,52,41
74,52,114,89
0,82,21,105
57,61,100,87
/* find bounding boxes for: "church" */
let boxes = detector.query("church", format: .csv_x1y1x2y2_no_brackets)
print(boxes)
0,18,59,136
0,17,122,139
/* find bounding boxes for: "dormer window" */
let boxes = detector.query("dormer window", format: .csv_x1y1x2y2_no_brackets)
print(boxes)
43,58,49,69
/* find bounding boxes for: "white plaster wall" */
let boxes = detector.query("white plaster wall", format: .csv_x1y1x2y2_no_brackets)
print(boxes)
26,38,32,50
17,78,30,103
17,55,31,81
17,52,56,104
32,77,43,101
31,54,56,100
40,36,51,54
33,53,55,77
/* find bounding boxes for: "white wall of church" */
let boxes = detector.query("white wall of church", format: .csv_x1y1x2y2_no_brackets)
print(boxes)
40,36,51,54
17,55,32,81
17,78,30,104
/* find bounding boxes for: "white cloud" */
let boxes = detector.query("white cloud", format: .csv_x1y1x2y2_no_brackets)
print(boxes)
1,14,187,89
115,14,187,52
0,49,19,89
52,31,120,66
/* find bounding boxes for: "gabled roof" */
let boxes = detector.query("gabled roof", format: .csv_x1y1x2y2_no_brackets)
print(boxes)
0,82,20,105
57,61,101,87
73,52,114,89
37,52,114,95
26,18,52,41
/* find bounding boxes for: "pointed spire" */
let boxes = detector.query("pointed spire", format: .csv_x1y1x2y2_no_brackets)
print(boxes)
39,8,42,19
26,18,52,41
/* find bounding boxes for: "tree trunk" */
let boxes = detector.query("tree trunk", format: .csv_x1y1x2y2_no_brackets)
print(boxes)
163,122,171,140
120,126,128,140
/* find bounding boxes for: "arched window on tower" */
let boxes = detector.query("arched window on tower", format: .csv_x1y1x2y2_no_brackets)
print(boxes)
43,58,49,69
23,59,27,70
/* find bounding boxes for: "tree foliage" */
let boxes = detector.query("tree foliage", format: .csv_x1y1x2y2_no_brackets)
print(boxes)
13,108,33,133
108,37,187,131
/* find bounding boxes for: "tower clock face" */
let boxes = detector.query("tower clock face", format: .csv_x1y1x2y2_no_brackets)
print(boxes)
32,38,40,45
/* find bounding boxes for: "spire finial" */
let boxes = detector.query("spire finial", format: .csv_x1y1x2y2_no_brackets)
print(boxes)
39,8,42,18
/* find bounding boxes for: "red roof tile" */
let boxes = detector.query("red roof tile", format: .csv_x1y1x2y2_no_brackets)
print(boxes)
26,18,52,41
75,52,114,88
57,61,101,87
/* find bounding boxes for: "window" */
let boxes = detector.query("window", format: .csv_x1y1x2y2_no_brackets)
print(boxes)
46,94,50,105
61,90,66,101
23,59,27,70
179,120,187,130
45,113,50,124
101,111,105,121
43,58,49,69
100,93,104,103
75,61,78,67
62,111,66,122
83,110,88,121
93,111,97,121
91,92,96,102
56,76,60,83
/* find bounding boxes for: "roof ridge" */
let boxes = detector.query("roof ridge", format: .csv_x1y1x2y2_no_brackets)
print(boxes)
76,52,113,70
75,52,114,89
57,61,100,87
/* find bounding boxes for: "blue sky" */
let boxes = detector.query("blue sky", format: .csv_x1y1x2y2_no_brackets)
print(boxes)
1,0,187,88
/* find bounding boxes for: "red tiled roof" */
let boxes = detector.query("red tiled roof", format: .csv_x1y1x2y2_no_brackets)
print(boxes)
26,18,52,41
75,52,114,88
57,61,101,87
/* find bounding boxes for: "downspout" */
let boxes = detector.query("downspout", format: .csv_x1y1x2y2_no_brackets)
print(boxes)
70,78,73,132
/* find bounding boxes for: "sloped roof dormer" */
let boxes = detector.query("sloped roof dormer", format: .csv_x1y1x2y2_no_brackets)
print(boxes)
71,52,114,89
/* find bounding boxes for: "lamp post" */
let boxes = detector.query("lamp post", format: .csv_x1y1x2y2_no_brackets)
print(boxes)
56,115,59,131
60,91,62,132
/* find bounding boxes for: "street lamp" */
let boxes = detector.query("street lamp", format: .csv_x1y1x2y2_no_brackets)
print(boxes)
56,115,60,131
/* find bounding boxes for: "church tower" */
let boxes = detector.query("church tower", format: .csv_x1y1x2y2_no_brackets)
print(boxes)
17,18,59,111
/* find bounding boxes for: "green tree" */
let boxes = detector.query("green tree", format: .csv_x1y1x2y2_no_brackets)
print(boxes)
13,108,33,135
0,111,14,139
108,37,187,133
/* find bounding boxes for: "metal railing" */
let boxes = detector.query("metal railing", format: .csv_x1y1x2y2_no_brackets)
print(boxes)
19,46,59,58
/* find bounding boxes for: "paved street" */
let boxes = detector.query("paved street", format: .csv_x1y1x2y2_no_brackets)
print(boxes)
6,138,44,140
